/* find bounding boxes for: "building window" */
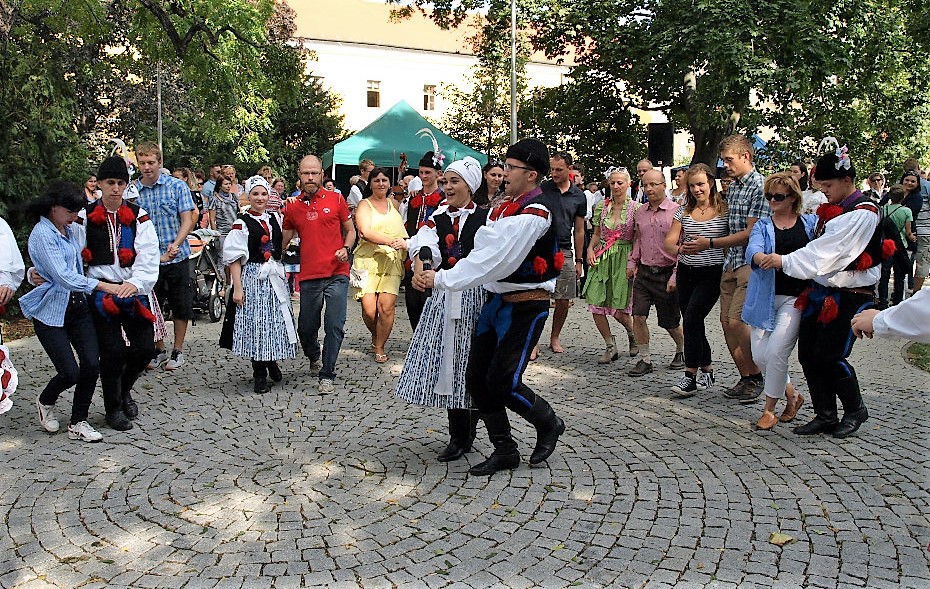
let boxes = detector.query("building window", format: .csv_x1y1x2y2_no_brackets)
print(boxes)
423,84,436,111
367,80,380,108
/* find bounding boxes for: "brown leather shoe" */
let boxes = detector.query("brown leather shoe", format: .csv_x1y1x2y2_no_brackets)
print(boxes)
755,411,778,431
780,395,804,422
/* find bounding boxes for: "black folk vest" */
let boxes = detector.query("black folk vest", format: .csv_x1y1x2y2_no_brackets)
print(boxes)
500,190,562,285
84,201,140,267
838,195,885,272
433,207,490,271
240,213,283,263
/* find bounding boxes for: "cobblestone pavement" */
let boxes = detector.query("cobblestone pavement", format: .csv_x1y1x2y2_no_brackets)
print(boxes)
1,297,929,589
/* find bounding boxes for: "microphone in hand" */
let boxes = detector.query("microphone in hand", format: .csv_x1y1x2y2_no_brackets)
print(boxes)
418,246,433,297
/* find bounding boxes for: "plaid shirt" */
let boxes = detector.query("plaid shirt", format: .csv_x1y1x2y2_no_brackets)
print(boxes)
724,168,768,270
135,174,196,265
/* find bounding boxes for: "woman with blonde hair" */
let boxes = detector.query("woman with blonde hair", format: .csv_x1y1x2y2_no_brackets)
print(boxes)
663,163,729,397
742,172,815,430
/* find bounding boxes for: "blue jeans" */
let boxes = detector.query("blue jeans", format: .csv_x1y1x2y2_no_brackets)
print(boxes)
298,275,348,380
33,296,100,424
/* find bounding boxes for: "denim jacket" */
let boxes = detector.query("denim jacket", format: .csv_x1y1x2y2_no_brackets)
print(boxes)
741,214,817,331
18,217,98,327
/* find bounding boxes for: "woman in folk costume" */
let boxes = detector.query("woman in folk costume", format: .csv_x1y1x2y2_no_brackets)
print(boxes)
221,176,298,394
75,156,160,431
582,167,641,363
763,140,895,439
395,156,489,463
0,214,24,415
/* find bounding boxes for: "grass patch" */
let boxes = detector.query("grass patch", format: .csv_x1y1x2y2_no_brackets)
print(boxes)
905,342,930,373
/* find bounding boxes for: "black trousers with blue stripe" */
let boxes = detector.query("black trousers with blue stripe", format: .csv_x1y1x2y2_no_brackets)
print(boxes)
797,286,873,416
465,295,549,413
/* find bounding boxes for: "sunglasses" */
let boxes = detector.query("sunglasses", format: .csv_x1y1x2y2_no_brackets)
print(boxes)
765,192,791,202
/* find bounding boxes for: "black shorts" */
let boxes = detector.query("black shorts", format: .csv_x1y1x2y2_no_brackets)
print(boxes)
631,265,681,329
154,258,194,321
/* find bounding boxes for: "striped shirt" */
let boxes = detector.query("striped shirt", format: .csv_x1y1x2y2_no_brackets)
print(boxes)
207,191,240,235
18,217,98,327
675,208,729,267
914,193,930,234
135,173,196,264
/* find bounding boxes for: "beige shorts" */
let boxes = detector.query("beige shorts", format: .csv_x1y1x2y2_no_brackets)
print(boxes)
552,249,577,300
719,264,751,323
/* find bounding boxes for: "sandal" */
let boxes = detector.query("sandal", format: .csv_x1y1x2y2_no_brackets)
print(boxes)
374,353,388,363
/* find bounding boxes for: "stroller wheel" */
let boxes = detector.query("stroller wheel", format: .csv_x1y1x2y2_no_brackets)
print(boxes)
208,293,223,322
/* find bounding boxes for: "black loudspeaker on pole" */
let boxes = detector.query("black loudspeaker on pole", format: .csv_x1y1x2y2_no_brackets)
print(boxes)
647,123,674,166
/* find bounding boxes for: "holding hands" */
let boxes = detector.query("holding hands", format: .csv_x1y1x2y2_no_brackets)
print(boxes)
752,252,783,270
412,269,435,292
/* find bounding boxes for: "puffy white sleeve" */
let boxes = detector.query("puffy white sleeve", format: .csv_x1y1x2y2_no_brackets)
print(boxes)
126,207,161,294
873,288,930,343
781,210,879,280
434,204,551,291
222,218,250,266
0,216,24,290
406,208,445,267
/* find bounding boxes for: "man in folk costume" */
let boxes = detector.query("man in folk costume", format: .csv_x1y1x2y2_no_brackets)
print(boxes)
763,140,895,438
414,139,566,476
75,156,160,430
402,151,445,329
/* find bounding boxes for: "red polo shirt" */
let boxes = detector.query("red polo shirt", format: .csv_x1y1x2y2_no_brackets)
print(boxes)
282,189,350,282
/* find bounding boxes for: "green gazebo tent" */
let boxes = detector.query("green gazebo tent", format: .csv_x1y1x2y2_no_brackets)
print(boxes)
322,100,487,184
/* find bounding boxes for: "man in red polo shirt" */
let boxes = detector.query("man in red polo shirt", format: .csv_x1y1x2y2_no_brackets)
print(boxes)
282,155,356,393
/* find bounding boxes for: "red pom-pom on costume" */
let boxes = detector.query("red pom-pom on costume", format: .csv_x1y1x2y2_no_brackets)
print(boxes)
447,256,457,266
445,234,455,248
260,234,270,244
426,193,442,207
553,251,565,271
816,203,843,223
817,295,838,324
1,369,10,391
410,195,424,209
117,205,135,225
263,251,272,261
855,253,872,271
533,256,548,277
117,248,135,265
102,294,120,316
81,248,93,263
87,205,106,225
882,238,896,260
794,288,810,311
133,298,156,324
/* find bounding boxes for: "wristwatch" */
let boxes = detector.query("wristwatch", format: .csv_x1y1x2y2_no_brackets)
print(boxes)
343,246,351,254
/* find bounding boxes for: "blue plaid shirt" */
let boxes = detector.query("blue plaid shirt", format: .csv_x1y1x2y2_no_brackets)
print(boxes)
724,168,769,270
135,174,196,265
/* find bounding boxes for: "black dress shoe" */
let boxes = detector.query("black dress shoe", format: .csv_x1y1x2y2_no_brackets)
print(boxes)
793,416,839,435
106,410,133,431
833,407,868,439
437,439,472,462
254,376,271,395
469,451,520,476
267,362,283,383
122,395,139,420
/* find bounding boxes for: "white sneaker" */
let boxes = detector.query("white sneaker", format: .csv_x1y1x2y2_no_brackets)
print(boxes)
147,350,168,370
68,421,103,442
164,350,184,371
36,395,60,433
318,379,335,394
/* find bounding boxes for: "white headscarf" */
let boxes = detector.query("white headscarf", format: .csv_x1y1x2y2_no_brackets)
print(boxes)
245,175,272,196
444,156,482,194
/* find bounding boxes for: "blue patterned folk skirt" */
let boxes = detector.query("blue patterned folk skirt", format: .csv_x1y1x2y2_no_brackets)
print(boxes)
395,286,485,409
231,263,298,361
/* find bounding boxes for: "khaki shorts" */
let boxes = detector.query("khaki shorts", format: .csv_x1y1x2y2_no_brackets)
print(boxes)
719,264,751,323
916,235,930,278
552,248,577,300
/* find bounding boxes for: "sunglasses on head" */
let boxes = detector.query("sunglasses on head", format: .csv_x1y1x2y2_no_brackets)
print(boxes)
764,192,791,202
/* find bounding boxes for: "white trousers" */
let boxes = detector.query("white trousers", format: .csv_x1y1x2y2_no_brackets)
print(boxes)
750,295,801,400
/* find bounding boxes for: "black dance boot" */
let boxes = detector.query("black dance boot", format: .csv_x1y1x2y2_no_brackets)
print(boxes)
833,376,868,439
267,361,283,383
793,381,838,435
252,361,270,394
469,411,520,476
520,395,566,465
438,409,476,462
122,392,139,420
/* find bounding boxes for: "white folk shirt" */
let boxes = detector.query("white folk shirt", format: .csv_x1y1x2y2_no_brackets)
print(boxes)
873,288,930,343
781,208,880,289
433,202,556,294
73,204,160,294
0,217,25,291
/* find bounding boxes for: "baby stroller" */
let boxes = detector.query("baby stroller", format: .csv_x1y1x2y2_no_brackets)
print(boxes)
187,228,225,322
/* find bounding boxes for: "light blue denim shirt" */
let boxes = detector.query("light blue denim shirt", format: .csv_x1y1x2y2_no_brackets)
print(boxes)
741,214,817,331
18,217,98,327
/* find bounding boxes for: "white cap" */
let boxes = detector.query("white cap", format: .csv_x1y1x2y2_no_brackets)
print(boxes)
444,156,482,194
